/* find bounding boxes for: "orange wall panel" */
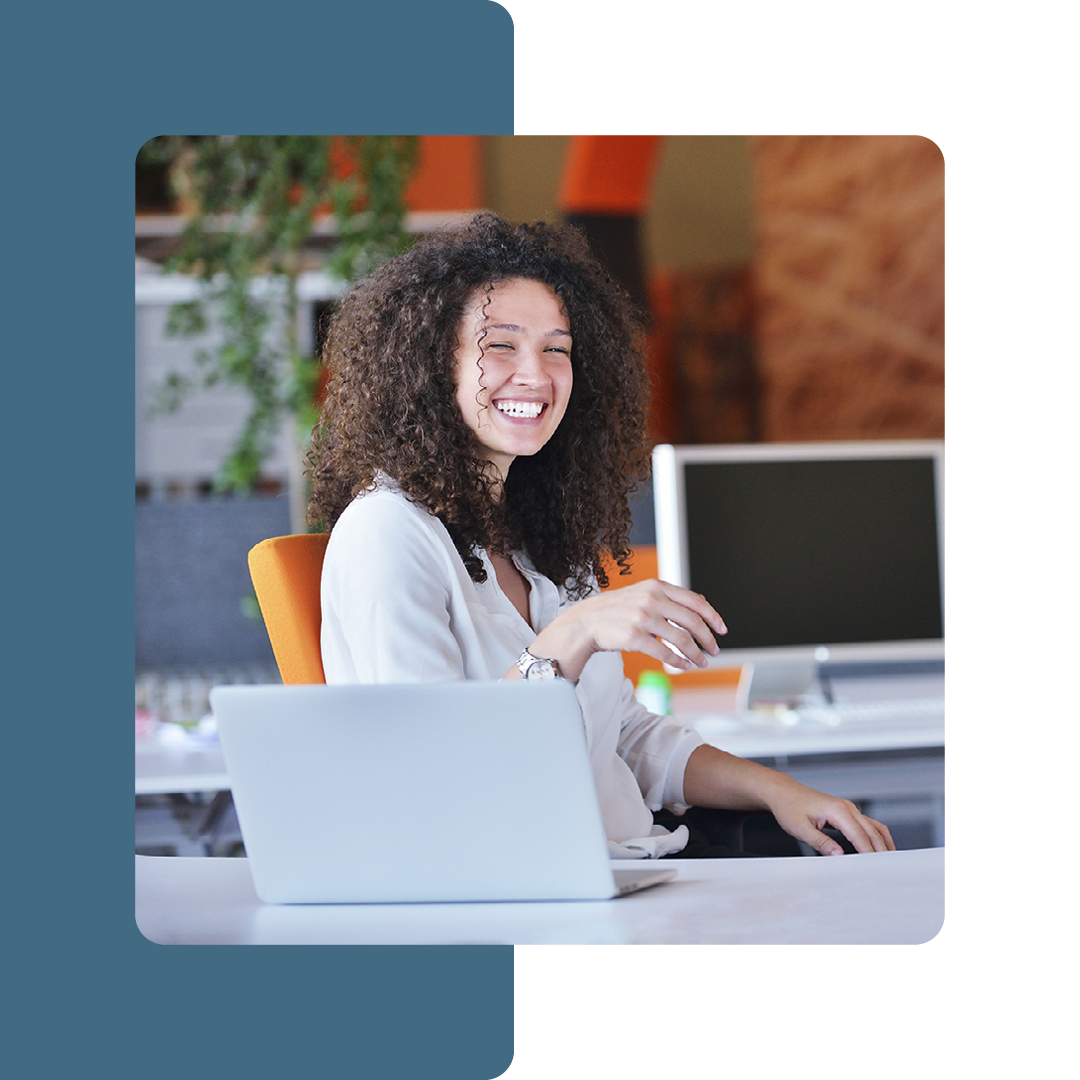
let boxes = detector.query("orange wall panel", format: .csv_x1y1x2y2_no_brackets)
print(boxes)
558,136,663,215
405,136,484,211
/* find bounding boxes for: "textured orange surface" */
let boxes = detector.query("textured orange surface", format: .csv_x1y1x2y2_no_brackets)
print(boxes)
750,135,944,441
648,265,759,445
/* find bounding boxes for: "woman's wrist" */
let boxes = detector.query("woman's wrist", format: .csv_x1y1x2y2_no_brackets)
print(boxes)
527,615,596,684
754,768,805,814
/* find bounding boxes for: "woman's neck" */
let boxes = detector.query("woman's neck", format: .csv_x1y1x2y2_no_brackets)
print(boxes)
488,550,532,629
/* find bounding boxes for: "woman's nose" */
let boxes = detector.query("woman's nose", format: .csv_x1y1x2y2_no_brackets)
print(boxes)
511,346,550,384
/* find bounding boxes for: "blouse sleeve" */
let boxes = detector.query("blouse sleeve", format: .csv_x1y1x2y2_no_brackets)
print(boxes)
612,674,704,812
320,493,467,683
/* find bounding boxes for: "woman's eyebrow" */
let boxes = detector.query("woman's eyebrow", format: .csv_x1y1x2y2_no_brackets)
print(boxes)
485,322,572,337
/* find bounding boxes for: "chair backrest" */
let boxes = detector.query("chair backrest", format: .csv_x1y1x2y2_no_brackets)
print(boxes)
248,533,330,685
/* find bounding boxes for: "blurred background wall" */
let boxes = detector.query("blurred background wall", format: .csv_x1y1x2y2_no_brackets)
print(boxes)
749,136,944,441
482,134,943,444
135,135,943,677
483,135,755,270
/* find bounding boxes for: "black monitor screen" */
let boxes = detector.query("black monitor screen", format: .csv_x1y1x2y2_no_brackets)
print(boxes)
683,456,943,651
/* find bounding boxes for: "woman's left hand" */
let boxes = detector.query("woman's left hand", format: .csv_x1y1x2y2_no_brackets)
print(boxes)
767,783,895,856
682,745,895,856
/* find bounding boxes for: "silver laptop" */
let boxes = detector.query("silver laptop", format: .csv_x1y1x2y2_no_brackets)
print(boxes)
211,680,676,904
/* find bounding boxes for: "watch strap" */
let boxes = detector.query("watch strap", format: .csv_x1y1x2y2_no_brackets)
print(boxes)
516,648,563,680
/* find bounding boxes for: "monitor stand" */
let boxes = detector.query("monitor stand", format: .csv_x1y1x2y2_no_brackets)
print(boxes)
742,656,945,709
743,660,817,707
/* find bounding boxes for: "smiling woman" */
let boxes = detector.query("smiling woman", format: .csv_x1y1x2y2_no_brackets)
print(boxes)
308,213,651,595
307,212,895,860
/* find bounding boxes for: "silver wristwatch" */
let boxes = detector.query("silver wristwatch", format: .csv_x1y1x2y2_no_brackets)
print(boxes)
516,648,563,681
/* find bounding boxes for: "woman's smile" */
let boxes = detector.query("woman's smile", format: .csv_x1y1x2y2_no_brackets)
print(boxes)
491,398,547,420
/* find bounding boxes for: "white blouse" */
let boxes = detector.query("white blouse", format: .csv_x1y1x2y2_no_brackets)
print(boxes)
320,484,704,857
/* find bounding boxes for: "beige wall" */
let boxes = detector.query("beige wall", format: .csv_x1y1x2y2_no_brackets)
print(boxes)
484,135,569,224
483,136,754,272
645,136,753,270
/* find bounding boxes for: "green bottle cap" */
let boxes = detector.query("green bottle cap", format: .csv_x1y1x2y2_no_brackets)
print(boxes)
637,670,672,690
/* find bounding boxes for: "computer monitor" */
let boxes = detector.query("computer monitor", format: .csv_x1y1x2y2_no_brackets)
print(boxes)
652,441,944,682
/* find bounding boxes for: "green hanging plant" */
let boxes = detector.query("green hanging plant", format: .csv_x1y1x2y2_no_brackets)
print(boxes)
143,135,418,499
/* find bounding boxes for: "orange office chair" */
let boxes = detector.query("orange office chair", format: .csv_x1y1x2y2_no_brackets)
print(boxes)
248,533,330,685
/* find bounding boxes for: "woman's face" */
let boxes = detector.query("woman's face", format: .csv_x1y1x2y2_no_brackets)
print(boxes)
454,277,573,481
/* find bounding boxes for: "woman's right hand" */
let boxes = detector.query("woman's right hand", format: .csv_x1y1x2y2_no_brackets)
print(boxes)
524,579,728,683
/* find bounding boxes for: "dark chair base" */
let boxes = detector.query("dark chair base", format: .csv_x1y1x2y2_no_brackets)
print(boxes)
654,806,804,858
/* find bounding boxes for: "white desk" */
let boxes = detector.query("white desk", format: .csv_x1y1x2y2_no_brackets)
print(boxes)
136,847,942,945
135,735,228,795
136,733,236,855
135,674,943,796
674,673,944,758
136,673,944,851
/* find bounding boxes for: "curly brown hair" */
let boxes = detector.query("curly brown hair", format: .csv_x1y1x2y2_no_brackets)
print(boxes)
307,212,651,597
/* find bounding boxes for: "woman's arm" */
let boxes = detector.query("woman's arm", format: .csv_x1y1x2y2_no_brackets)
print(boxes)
508,575,894,854
682,744,895,855
504,578,727,683
322,494,467,683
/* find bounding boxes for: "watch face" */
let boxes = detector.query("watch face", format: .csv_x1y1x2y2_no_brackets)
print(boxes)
525,658,557,680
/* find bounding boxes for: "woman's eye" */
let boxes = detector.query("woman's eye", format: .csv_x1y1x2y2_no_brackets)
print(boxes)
546,347,571,357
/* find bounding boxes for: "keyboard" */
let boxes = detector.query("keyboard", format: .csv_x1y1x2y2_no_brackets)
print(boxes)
794,697,944,727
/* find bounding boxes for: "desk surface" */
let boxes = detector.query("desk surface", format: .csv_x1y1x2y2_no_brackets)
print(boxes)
135,736,228,795
676,673,944,759
136,675,943,795
135,846,942,945
688,708,944,759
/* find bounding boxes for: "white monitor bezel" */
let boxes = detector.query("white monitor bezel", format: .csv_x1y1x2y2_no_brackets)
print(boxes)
652,439,945,667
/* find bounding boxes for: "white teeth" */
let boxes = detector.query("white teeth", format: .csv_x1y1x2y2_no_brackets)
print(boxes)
494,400,544,419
